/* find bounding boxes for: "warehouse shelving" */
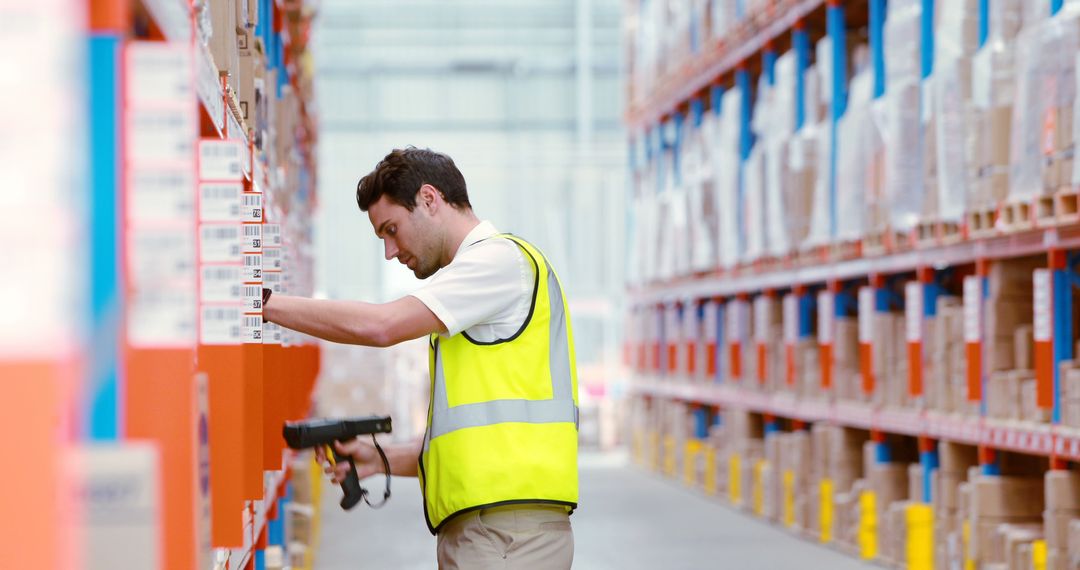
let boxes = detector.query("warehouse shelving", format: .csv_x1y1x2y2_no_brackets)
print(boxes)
626,0,1080,567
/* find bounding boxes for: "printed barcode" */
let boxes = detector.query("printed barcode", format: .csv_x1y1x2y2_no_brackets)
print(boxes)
244,316,262,328
243,225,261,237
262,248,281,261
244,254,261,267
202,226,239,239
242,285,261,297
241,195,261,206
203,143,240,157
203,267,239,280
263,272,281,284
204,307,240,320
263,225,281,236
202,185,239,199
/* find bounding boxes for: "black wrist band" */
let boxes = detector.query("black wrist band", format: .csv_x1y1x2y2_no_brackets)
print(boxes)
262,287,272,306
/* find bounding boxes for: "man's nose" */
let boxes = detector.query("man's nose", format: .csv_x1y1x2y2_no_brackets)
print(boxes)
384,240,398,261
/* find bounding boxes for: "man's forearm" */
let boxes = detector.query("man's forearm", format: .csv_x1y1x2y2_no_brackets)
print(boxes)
263,295,389,346
384,437,424,477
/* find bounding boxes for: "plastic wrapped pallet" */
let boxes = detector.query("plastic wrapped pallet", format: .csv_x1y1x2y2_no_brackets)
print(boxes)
806,42,835,248
743,139,766,261
713,88,743,268
763,51,799,257
1008,5,1080,201
685,111,718,272
883,0,925,231
835,46,874,242
930,0,981,222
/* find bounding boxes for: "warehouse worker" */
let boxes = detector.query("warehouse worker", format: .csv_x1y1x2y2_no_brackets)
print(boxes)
263,147,579,569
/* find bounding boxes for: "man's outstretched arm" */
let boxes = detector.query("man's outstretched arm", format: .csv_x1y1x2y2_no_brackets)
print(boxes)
264,295,446,347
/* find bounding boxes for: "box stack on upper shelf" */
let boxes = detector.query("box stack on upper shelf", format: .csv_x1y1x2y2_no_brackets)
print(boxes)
625,0,1080,568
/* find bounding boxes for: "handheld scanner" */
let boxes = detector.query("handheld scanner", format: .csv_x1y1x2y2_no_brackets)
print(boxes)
283,416,392,510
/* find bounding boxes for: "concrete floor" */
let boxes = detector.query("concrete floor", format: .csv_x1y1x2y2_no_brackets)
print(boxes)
313,451,874,569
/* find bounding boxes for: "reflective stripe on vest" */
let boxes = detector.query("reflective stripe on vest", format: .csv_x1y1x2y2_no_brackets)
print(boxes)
425,238,577,449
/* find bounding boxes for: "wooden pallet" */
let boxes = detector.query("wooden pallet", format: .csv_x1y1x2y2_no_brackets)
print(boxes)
1034,193,1058,227
939,220,964,244
1056,187,1080,225
915,221,937,248
830,239,862,261
862,232,888,257
999,200,1033,233
965,207,998,238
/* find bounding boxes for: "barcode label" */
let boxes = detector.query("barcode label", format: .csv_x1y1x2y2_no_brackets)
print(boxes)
726,300,746,340
200,265,242,302
963,276,981,343
199,223,241,262
262,271,282,292
127,227,196,287
128,108,196,164
858,287,873,344
818,291,834,345
1034,269,1051,342
126,43,194,104
262,224,282,247
905,282,922,343
242,253,262,281
200,305,242,345
242,285,263,311
263,321,282,345
261,247,282,269
129,169,195,223
753,296,769,343
703,300,718,342
199,183,241,222
783,294,797,344
241,193,262,222
242,224,262,251
198,139,244,181
128,288,197,348
243,315,263,343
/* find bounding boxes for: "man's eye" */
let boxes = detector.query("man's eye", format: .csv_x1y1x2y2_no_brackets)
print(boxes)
387,226,396,236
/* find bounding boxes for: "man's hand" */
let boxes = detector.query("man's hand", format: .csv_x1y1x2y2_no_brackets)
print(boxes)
316,438,386,484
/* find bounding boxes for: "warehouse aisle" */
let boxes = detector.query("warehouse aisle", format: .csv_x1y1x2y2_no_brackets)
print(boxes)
314,451,873,569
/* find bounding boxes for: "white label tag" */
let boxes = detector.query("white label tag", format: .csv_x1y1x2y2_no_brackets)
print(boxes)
262,270,283,293
683,302,698,341
198,183,241,222
128,107,197,164
963,276,982,343
129,169,195,223
818,291,834,345
783,294,797,344
128,288,197,348
242,223,262,253
905,282,923,343
703,300,718,342
1034,269,1052,342
263,321,282,345
754,296,769,343
666,306,681,345
261,247,282,270
126,42,193,104
262,224,282,247
200,265,242,302
199,224,241,262
242,284,263,313
240,193,262,222
198,139,244,181
195,45,224,132
242,253,262,282
127,227,196,288
858,287,873,344
200,305,242,345
727,300,746,341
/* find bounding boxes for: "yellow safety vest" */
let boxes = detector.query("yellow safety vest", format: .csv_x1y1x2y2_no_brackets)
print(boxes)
418,234,580,534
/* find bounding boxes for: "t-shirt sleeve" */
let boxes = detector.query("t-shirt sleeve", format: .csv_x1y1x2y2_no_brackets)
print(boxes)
409,239,532,337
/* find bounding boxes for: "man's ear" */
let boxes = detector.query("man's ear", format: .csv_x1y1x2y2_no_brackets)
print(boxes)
419,184,441,212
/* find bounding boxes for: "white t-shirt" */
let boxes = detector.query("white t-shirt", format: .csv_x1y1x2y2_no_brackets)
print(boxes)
410,221,534,342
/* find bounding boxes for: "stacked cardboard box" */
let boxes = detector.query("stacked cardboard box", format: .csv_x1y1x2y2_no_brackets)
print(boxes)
797,340,820,399
869,461,911,565
753,296,784,391
1060,362,1080,427
1043,471,1080,570
928,296,968,414
871,312,909,409
985,258,1039,370
966,474,1045,567
834,481,863,554
835,317,861,402
933,443,979,569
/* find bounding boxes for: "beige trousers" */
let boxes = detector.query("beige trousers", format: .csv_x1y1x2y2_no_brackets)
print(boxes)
436,504,574,569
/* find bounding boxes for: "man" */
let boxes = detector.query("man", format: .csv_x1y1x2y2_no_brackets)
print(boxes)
263,147,580,569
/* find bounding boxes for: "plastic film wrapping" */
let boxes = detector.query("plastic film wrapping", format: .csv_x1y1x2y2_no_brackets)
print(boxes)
970,0,1021,208
684,114,718,273
835,56,874,241
714,88,743,268
764,51,798,256
883,0,924,230
744,144,766,261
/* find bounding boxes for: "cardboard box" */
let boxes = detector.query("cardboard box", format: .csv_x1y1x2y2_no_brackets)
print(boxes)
909,463,925,503
1046,470,1080,511
1047,548,1068,570
940,441,979,474
1044,510,1080,550
1014,325,1034,370
972,476,1045,518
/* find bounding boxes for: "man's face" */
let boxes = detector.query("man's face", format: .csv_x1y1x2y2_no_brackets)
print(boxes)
368,193,442,279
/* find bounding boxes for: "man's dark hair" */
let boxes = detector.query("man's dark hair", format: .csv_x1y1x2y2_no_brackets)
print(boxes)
355,147,471,212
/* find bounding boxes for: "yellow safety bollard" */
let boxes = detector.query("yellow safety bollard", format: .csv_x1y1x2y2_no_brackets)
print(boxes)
752,459,767,516
962,519,973,570
683,440,702,487
648,431,659,471
704,446,717,496
820,478,834,544
858,490,877,560
663,436,676,477
1032,539,1047,570
905,503,933,570
632,429,643,465
729,453,742,506
783,470,795,528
